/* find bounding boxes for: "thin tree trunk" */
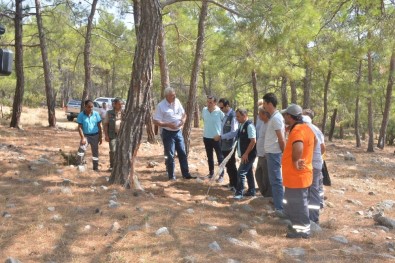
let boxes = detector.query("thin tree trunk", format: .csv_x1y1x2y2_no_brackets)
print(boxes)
280,75,288,110
303,64,311,109
194,102,199,128
109,0,161,188
111,61,116,97
252,69,258,125
10,0,24,129
182,0,209,155
322,67,332,134
80,0,99,110
158,23,170,98
367,48,374,152
328,108,337,142
377,50,395,149
146,94,156,143
35,0,57,127
290,80,297,104
355,60,362,147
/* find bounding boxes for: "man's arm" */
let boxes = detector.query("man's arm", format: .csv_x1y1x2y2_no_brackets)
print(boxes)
98,122,103,145
78,124,85,145
320,143,326,155
292,141,304,169
275,129,286,152
241,138,256,163
103,113,110,142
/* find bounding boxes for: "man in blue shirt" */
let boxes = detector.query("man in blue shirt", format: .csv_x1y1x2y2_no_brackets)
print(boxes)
76,100,103,171
202,95,225,180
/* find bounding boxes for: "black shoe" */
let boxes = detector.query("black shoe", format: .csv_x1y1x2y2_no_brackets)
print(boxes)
183,175,196,179
169,177,176,181
286,231,310,239
244,191,256,197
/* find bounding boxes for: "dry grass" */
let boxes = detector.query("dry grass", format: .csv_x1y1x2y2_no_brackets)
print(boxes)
1,107,395,263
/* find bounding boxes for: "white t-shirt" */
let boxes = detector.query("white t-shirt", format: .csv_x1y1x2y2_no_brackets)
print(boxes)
264,110,285,154
307,123,324,169
256,121,267,157
153,98,185,131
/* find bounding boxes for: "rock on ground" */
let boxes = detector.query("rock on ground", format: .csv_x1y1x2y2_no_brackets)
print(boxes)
208,241,221,252
330,235,349,244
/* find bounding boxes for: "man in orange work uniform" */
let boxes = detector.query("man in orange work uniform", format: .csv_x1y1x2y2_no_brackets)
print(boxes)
281,104,316,239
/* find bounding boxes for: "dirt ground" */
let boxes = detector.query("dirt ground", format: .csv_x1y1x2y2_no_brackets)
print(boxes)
1,107,395,263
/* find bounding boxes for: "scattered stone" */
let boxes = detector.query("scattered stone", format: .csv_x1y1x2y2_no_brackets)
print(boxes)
100,185,108,191
368,191,376,196
196,178,204,183
33,181,40,186
374,213,395,229
186,208,195,214
147,161,159,168
52,214,62,221
310,221,323,234
356,211,364,216
5,257,22,263
208,241,221,252
14,171,20,176
283,247,306,257
238,223,249,233
60,187,72,195
77,165,86,172
227,237,243,246
377,200,395,210
375,226,390,233
111,222,121,232
227,259,241,263
207,225,218,231
84,225,91,231
350,230,359,234
241,204,254,213
330,189,345,195
346,199,363,206
109,195,117,201
330,235,349,244
6,204,16,209
95,208,100,214
56,169,64,174
207,196,217,202
127,225,142,232
111,190,118,195
248,229,258,236
183,256,196,263
47,207,55,212
2,211,11,218
344,152,356,161
108,200,120,208
385,241,395,250
155,227,169,236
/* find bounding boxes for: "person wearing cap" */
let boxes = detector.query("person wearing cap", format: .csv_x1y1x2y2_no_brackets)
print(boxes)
262,93,286,217
214,98,239,188
202,95,225,180
233,108,257,200
302,109,326,223
255,106,272,197
153,87,196,181
103,98,124,171
282,104,316,239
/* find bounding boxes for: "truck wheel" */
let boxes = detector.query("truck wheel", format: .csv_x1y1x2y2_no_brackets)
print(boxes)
67,116,74,121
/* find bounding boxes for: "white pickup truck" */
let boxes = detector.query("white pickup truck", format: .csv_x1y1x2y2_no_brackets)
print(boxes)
65,100,101,121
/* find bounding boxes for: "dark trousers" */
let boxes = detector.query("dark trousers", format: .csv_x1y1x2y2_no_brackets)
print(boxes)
77,134,99,170
235,157,256,196
222,150,237,187
284,187,311,234
109,138,117,168
255,156,272,197
203,137,224,176
162,129,190,179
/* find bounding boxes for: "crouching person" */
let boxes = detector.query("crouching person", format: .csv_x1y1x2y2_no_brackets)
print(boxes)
103,98,124,171
77,100,102,171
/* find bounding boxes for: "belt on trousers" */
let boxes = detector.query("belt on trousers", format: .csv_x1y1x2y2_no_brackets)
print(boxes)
163,129,180,133
84,133,99,136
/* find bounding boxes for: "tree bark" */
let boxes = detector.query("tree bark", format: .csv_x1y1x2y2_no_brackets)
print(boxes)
10,0,24,129
182,0,209,155
202,66,211,95
158,23,170,98
321,67,332,134
328,108,337,142
377,50,395,149
290,80,297,104
355,60,362,147
280,75,288,110
35,0,57,127
146,93,156,144
367,48,374,152
303,64,311,110
109,0,161,188
80,0,99,110
194,102,200,128
252,69,258,125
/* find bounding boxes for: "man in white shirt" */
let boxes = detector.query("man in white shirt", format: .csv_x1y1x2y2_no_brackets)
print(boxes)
263,93,286,218
153,87,196,181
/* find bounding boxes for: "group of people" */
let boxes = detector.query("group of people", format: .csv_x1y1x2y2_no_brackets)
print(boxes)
76,87,326,239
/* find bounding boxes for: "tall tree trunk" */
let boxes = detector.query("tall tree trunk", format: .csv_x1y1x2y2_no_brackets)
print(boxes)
109,0,161,188
35,0,56,127
252,69,258,125
111,61,116,97
80,0,99,110
146,93,156,143
10,0,24,129
328,108,337,142
158,23,170,98
367,48,374,152
321,67,332,134
377,50,395,149
194,102,199,128
355,60,362,148
280,75,288,110
303,64,311,109
182,0,209,155
202,66,210,95
290,80,297,104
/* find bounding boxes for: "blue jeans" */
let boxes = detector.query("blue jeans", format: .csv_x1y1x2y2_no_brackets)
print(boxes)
235,157,256,196
162,129,190,179
267,152,284,210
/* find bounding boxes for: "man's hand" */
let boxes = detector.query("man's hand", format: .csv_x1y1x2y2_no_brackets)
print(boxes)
99,136,103,145
241,153,249,164
80,137,86,145
105,135,110,142
295,159,306,170
167,122,180,130
213,135,221,141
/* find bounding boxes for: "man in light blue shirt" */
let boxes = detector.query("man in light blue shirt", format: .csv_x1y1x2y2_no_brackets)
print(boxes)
202,95,225,179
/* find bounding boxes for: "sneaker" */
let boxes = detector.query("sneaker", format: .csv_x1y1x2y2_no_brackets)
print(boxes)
233,195,243,200
286,231,310,239
216,176,224,183
244,191,256,197
274,209,288,219
203,174,214,179
229,186,236,192
183,175,197,179
169,177,176,181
